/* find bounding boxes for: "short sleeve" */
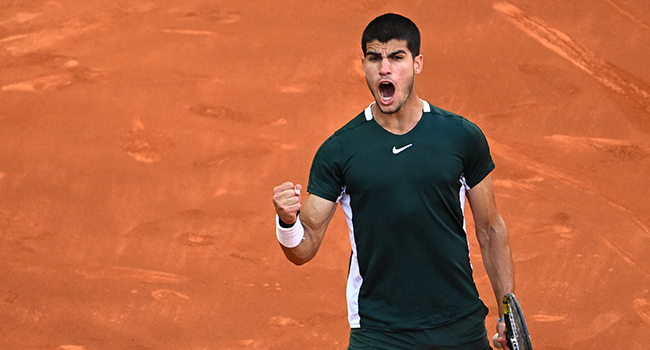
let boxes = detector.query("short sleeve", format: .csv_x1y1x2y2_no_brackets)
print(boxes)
307,135,345,202
462,119,495,189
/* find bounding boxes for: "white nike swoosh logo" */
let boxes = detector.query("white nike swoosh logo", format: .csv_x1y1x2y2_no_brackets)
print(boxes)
392,144,413,154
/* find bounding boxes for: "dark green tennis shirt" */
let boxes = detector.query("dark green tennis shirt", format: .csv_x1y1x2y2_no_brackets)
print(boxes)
307,101,494,331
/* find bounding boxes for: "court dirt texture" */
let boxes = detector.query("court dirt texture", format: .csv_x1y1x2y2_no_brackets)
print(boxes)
1,0,649,349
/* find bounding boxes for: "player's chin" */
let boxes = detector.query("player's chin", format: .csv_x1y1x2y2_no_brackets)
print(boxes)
373,94,393,110
377,101,400,114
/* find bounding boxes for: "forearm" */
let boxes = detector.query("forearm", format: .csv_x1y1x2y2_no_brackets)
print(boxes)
278,216,323,265
478,216,515,315
275,194,336,265
280,238,319,265
273,189,336,265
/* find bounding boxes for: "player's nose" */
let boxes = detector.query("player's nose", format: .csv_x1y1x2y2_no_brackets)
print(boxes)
379,58,391,75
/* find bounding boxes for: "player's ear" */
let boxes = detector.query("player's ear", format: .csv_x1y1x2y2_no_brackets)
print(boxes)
414,54,423,74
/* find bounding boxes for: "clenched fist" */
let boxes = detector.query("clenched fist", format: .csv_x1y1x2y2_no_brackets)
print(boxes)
272,182,302,225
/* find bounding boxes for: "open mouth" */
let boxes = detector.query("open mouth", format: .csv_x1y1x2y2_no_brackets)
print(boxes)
379,81,395,101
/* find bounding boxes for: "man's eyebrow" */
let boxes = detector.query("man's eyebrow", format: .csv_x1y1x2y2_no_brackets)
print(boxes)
365,49,407,58
388,50,407,57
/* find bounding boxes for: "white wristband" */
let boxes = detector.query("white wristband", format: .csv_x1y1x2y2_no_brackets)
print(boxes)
276,214,305,248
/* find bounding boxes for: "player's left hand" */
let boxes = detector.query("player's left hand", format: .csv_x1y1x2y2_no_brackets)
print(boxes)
495,318,510,350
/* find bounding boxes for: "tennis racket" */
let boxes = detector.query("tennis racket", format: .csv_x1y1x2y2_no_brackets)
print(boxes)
499,293,533,350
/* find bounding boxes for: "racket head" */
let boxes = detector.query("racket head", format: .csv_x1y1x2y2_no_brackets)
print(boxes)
502,293,533,350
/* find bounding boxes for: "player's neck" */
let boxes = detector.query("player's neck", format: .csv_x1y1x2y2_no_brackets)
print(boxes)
372,92,422,135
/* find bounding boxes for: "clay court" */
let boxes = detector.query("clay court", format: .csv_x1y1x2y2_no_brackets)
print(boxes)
1,0,649,349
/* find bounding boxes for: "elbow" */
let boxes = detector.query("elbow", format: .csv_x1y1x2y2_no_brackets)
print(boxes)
281,245,315,266
288,256,311,266
476,219,509,247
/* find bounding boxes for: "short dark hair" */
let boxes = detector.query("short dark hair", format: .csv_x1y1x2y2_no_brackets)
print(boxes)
361,13,421,57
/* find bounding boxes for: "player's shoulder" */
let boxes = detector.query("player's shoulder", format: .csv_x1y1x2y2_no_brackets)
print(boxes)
332,111,368,136
318,110,370,148
314,110,367,155
425,103,483,134
427,103,459,118
426,104,465,123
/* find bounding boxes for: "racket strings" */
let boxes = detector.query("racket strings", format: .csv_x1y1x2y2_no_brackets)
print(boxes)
506,304,521,350
503,293,533,350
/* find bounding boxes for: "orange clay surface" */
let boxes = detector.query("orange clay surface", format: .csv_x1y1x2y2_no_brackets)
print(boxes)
1,1,650,349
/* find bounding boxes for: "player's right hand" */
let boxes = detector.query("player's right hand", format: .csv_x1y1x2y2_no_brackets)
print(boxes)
272,182,302,225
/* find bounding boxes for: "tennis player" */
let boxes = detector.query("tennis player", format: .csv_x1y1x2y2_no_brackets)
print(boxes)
273,13,514,350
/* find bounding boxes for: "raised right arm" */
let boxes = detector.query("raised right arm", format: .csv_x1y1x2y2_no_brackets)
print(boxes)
272,182,337,265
